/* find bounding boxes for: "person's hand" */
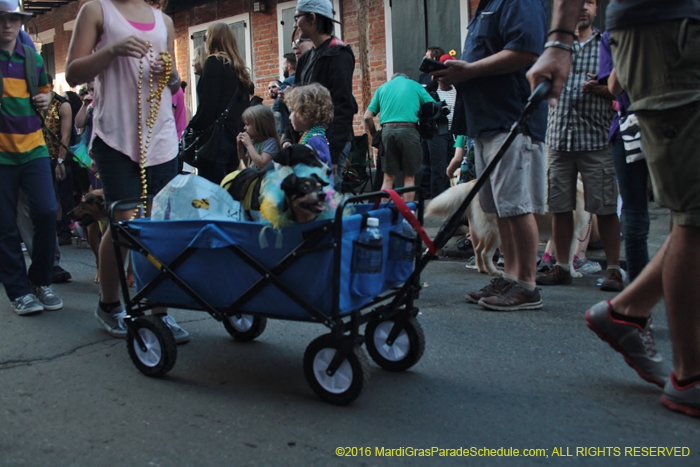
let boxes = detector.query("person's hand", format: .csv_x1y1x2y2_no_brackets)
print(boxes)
109,36,149,59
31,92,51,111
282,141,291,149
54,161,66,181
430,60,473,86
152,54,174,76
237,132,252,147
526,48,573,107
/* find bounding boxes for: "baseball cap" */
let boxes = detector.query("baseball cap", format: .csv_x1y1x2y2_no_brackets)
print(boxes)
296,0,342,24
439,54,452,64
0,0,33,20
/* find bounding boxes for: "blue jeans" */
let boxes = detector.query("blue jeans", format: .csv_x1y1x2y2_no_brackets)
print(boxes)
611,137,649,281
0,158,57,300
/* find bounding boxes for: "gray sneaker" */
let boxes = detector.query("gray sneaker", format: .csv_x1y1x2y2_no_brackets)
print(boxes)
95,304,128,338
159,315,190,344
12,293,44,315
31,284,63,311
661,374,700,418
585,300,670,387
465,256,478,270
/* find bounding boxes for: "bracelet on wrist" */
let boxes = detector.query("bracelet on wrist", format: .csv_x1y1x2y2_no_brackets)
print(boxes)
544,41,575,54
548,28,577,39
167,75,181,87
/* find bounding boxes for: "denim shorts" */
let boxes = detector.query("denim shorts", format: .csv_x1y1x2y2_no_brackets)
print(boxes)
92,136,178,209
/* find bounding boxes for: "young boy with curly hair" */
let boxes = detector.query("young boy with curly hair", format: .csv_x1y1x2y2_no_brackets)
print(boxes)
285,83,334,168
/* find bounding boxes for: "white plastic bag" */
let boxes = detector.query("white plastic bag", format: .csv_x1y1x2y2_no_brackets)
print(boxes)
151,174,242,221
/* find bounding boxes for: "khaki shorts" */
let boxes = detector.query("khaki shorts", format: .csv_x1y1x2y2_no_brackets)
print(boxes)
612,20,700,226
381,126,422,175
546,147,618,215
474,132,546,217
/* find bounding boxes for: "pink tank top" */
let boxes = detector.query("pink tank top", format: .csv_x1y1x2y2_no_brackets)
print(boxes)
91,0,177,167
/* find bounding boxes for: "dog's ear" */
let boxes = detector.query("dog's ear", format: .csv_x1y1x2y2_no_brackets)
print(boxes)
280,173,298,196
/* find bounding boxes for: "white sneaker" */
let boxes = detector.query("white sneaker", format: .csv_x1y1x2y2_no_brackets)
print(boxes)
12,293,44,315
31,285,63,311
159,315,190,344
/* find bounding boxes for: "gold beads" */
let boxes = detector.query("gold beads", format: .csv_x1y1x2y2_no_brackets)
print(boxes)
133,43,171,219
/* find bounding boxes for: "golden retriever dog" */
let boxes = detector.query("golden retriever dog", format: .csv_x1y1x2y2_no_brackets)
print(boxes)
427,179,590,277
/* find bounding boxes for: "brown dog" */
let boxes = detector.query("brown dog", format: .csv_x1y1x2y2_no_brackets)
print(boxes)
68,189,134,286
427,179,591,277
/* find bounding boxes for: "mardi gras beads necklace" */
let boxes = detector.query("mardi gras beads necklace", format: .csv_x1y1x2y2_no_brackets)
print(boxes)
299,125,326,145
135,43,171,219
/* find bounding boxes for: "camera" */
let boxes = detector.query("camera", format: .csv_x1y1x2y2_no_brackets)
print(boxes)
418,82,450,140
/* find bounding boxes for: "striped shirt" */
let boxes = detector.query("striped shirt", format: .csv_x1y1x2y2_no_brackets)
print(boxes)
0,40,50,165
545,29,614,152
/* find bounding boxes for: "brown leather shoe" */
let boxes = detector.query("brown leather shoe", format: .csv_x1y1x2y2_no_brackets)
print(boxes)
535,264,572,286
600,268,623,292
478,282,543,311
465,276,510,304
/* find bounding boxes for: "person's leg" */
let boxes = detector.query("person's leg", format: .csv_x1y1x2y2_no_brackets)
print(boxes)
427,133,448,198
506,214,539,284
403,174,416,202
552,212,574,265
0,163,31,301
597,213,621,267
611,138,650,281
16,189,34,256
22,158,58,288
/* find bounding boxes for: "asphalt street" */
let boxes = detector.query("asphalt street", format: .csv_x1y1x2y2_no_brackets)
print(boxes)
1,202,698,467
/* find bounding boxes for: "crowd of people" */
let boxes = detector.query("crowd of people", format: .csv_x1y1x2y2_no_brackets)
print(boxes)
0,0,697,418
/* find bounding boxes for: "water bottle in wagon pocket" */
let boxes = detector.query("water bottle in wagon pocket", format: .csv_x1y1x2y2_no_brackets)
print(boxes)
352,217,383,274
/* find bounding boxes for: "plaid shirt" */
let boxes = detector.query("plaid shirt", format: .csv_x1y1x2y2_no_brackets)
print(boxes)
545,29,614,152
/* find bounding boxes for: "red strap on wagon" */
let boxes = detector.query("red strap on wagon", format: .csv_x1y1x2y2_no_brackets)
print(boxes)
373,189,439,255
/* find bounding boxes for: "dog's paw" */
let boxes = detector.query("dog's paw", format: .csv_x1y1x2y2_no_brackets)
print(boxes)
94,275,100,284
489,269,504,276
571,270,583,278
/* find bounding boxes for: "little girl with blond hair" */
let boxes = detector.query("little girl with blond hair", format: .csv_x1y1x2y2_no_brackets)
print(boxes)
284,83,334,168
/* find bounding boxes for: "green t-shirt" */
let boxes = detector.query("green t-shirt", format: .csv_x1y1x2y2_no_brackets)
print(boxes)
367,76,435,125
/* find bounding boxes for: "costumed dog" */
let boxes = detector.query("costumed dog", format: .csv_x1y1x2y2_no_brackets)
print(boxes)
427,179,590,277
68,189,134,286
222,144,341,228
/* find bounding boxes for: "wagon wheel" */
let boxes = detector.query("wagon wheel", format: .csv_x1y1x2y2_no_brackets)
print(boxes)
303,334,369,405
127,315,177,377
223,313,267,341
365,316,425,372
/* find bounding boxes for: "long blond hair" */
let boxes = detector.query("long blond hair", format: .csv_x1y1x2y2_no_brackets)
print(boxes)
242,105,281,149
205,22,251,88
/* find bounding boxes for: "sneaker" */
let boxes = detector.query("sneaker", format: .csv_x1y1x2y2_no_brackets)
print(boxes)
478,282,543,311
11,293,44,315
95,303,128,338
585,300,670,387
600,268,624,292
536,264,572,286
661,374,700,418
465,276,510,304
465,256,478,270
538,252,555,272
31,284,63,311
159,315,190,344
52,265,72,284
457,237,474,254
573,256,602,275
